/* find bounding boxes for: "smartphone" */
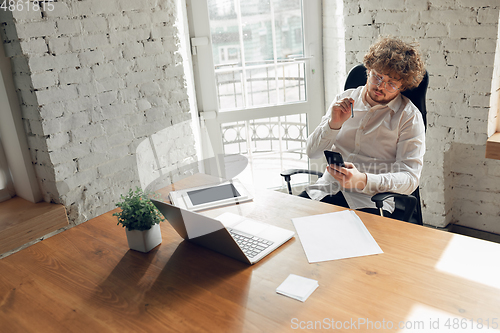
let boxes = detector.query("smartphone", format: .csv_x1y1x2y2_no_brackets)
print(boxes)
324,150,345,167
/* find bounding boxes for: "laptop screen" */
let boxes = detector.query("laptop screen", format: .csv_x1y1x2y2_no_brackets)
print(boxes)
187,183,241,206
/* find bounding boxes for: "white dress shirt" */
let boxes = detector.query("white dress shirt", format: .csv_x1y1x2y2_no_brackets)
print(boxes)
305,85,426,213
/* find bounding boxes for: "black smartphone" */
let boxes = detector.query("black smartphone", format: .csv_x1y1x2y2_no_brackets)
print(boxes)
324,150,345,167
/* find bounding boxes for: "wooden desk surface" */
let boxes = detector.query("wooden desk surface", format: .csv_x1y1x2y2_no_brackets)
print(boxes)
1,174,500,332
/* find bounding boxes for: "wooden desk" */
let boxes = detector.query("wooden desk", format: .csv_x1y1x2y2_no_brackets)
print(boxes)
1,174,500,332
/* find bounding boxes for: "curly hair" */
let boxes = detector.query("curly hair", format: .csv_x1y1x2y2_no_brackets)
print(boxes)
363,36,425,91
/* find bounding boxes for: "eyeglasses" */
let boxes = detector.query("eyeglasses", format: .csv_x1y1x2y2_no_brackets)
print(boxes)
368,72,401,93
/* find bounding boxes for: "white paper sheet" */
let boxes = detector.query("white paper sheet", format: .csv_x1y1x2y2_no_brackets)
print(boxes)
276,274,319,302
292,210,383,263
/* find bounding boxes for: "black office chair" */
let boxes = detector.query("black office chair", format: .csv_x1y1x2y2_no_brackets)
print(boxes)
281,64,429,225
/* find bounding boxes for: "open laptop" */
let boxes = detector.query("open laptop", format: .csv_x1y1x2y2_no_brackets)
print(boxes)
151,199,295,264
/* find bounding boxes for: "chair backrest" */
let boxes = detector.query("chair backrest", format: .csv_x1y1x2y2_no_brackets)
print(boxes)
344,64,429,129
344,64,429,225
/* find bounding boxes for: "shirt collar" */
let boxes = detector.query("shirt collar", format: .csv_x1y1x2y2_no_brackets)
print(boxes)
361,85,402,114
387,93,402,113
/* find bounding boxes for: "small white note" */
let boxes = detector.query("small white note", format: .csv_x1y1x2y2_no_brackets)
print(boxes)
276,274,319,302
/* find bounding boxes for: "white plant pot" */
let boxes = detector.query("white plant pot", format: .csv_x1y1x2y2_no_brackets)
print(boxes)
125,223,162,253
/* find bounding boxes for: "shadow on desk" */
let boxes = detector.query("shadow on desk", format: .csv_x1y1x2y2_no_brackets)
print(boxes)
90,240,253,331
145,240,251,303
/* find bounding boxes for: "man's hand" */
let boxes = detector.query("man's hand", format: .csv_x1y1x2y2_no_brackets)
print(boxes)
327,162,367,190
329,97,354,130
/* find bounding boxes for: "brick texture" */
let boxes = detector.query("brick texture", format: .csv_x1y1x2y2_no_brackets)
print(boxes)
4,0,500,234
0,0,196,225
325,0,500,231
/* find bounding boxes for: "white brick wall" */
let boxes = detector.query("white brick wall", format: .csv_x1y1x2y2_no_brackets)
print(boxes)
3,0,499,233
1,0,196,225
326,0,500,231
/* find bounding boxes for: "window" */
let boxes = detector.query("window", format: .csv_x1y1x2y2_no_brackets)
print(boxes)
188,0,325,189
218,45,241,63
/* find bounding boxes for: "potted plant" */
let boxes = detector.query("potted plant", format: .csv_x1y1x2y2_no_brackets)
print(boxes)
113,187,164,253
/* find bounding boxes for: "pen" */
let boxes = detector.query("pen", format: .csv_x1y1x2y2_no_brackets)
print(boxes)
351,102,354,118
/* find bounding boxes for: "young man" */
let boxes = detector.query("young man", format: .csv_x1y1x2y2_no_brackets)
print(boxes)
301,36,426,217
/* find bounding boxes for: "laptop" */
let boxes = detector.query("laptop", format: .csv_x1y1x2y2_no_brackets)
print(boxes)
151,199,295,264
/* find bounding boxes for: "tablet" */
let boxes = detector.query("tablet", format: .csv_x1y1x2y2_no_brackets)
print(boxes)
168,180,253,211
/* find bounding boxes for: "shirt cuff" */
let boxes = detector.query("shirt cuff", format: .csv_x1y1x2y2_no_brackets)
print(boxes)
320,117,340,138
361,173,382,196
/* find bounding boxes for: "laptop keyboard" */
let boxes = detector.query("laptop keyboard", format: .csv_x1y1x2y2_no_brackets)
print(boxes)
228,229,274,258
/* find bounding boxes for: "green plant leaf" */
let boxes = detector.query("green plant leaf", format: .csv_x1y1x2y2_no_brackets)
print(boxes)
113,187,165,231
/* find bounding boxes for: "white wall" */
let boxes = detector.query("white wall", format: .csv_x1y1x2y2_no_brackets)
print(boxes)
0,0,197,225
323,0,500,232
0,35,42,203
322,0,346,108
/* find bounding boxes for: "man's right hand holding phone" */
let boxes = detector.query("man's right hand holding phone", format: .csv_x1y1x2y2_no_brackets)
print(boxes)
327,162,367,191
329,97,354,130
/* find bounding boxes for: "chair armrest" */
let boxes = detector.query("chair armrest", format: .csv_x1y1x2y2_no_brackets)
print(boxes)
280,169,324,195
280,169,324,178
371,192,417,222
